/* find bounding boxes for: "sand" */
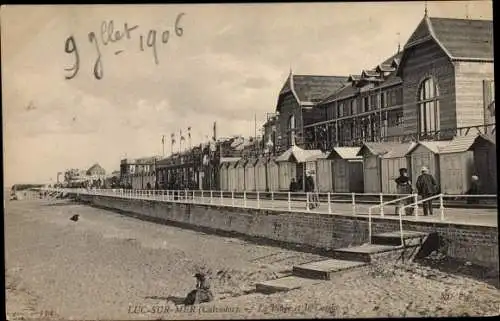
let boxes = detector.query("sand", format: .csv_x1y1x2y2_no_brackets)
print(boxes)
5,199,500,320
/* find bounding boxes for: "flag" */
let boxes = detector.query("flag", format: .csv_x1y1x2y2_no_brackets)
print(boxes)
180,129,185,141
212,122,217,141
162,135,165,144
171,133,175,144
187,126,191,139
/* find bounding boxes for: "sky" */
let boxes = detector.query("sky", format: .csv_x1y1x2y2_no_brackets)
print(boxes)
1,1,493,186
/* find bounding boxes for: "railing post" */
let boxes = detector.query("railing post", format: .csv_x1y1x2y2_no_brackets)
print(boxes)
243,191,247,208
399,207,404,247
271,191,274,209
439,194,445,221
368,208,372,244
231,191,235,206
257,191,260,209
351,193,356,216
220,190,223,205
414,194,419,218
288,192,291,211
306,192,310,211
379,193,384,217
192,190,195,203
201,190,204,204
210,190,213,204
327,192,332,214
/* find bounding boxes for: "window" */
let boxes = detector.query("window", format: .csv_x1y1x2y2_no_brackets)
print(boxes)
350,100,356,115
363,96,369,112
380,92,386,108
418,77,440,135
288,115,296,144
338,103,344,117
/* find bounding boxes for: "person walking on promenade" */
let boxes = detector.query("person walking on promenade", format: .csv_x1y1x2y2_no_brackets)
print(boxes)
466,175,480,204
416,166,439,216
289,178,298,192
305,171,317,209
395,168,414,215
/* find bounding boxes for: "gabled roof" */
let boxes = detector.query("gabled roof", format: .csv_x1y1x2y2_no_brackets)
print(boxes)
327,147,362,160
277,73,348,111
468,133,496,150
439,135,478,154
402,16,493,63
405,140,450,155
275,145,323,163
87,163,105,174
356,142,408,156
384,142,416,158
375,64,395,73
305,152,328,162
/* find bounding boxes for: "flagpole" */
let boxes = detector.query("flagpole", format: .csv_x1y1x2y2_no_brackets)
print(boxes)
162,135,165,158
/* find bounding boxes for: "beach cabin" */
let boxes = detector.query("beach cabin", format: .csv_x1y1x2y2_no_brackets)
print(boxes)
305,152,327,192
357,142,414,194
266,158,280,192
254,157,268,191
235,159,248,192
227,161,239,192
219,158,239,191
275,145,323,191
244,158,258,191
327,147,364,193
405,141,449,192
468,134,497,194
315,153,333,192
438,136,476,195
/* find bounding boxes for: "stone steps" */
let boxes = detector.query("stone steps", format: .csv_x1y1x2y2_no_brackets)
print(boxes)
255,230,432,294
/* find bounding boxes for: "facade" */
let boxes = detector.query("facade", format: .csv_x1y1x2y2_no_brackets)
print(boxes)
119,156,161,188
266,15,494,152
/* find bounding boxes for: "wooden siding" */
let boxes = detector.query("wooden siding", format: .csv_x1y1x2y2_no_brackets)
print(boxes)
400,40,456,138
245,165,256,191
363,155,381,193
266,161,280,192
439,151,474,195
381,157,410,194
278,162,296,191
408,144,441,190
236,165,246,192
219,166,228,191
454,61,494,128
316,159,333,192
472,141,497,194
255,162,267,191
227,165,237,191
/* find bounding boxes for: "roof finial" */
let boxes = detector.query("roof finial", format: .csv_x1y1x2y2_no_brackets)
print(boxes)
424,0,428,17
397,32,401,53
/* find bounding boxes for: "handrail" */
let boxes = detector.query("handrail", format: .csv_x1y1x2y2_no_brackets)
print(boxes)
401,193,445,221
367,193,417,244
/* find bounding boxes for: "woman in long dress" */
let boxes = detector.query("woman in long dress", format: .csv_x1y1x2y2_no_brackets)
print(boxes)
395,168,414,215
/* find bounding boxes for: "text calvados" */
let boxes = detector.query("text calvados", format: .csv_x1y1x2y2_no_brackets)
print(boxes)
64,13,186,80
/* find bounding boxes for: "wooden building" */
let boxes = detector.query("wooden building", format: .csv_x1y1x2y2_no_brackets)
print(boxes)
468,134,497,194
266,159,280,192
327,147,364,193
438,136,476,195
405,141,449,191
275,145,323,191
357,142,414,193
227,161,238,191
274,72,348,153
254,157,268,192
315,154,333,192
244,158,259,191
219,158,240,191
297,15,494,150
235,159,248,192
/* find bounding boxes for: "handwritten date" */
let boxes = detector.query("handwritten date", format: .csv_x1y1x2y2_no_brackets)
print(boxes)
64,13,185,80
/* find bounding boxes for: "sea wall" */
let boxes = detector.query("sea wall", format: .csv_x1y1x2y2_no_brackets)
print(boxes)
76,194,499,271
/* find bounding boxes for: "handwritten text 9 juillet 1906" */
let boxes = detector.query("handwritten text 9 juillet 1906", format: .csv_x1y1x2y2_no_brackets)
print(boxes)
64,13,186,80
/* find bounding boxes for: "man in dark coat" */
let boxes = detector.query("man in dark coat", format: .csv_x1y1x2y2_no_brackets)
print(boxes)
289,178,298,192
305,171,317,209
184,272,213,305
415,166,438,216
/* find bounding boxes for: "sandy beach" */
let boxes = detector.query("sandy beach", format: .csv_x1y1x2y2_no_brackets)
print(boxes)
5,198,500,320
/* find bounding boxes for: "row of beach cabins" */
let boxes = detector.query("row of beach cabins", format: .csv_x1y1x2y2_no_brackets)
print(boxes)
219,133,497,195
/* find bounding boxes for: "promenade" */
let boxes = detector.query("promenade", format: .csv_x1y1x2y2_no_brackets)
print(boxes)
76,190,498,227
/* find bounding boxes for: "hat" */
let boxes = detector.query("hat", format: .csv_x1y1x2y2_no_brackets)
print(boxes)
399,168,408,173
421,166,428,173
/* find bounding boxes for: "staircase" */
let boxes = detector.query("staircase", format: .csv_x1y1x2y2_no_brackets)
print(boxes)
255,230,433,294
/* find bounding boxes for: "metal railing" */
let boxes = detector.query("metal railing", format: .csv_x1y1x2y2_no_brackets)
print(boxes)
367,193,417,244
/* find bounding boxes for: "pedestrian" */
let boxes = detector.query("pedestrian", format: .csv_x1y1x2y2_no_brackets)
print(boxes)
305,170,317,209
466,175,480,204
415,166,439,216
395,168,414,215
289,178,298,192
184,272,213,305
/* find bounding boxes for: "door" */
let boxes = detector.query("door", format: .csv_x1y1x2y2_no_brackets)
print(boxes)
349,161,365,193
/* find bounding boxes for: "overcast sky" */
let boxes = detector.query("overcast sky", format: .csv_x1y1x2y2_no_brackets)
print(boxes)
1,1,493,186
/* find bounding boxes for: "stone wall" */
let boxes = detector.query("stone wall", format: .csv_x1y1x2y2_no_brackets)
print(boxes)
77,194,498,270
